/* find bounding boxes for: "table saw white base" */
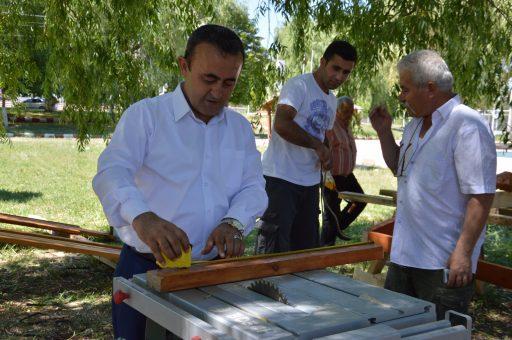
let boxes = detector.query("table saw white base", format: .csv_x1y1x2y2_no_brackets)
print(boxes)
113,269,471,339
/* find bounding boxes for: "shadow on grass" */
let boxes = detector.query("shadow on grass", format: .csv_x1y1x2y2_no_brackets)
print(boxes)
0,189,42,203
0,246,113,338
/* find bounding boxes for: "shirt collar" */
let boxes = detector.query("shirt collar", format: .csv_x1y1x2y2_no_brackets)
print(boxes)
433,94,461,122
171,83,227,124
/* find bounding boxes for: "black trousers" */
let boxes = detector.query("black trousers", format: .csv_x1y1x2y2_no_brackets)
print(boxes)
321,172,366,246
256,176,320,254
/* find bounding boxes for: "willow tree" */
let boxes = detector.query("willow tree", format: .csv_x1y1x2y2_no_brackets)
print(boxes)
2,1,511,145
268,0,512,140
1,0,280,147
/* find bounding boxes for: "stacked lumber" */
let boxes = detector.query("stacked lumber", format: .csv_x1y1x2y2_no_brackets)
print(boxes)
0,212,120,263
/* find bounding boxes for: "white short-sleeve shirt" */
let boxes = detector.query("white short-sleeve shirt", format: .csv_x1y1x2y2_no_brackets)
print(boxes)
262,73,337,186
392,95,497,273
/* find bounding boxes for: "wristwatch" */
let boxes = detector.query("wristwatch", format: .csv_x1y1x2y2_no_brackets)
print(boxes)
221,217,244,239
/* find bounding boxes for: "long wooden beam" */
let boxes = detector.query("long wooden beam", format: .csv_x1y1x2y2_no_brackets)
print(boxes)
0,228,121,261
0,212,114,239
338,191,395,206
368,219,512,289
146,243,383,292
376,189,512,209
340,192,512,226
379,189,397,200
475,260,512,290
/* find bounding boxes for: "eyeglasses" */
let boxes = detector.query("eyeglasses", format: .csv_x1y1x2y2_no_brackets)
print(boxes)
397,120,422,177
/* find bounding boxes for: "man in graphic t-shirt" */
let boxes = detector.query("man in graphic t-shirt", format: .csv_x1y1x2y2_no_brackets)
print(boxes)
257,41,357,253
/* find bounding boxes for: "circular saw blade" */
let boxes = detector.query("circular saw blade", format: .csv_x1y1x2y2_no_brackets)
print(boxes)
248,279,289,305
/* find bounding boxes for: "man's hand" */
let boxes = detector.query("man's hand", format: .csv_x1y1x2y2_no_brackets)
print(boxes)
314,143,331,170
132,212,190,263
369,105,393,136
202,223,244,258
446,248,473,288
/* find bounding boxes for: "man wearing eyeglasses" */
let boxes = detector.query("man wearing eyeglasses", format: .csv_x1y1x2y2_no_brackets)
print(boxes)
370,50,496,319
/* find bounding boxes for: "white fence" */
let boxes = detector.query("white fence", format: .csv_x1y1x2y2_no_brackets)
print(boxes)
480,109,511,135
360,109,511,135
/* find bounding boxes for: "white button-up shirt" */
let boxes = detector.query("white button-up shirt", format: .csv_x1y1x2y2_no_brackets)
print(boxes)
392,95,496,272
92,85,268,259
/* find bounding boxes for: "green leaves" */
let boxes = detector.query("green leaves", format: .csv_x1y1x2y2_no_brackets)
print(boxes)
4,0,511,145
2,0,277,146
271,0,512,128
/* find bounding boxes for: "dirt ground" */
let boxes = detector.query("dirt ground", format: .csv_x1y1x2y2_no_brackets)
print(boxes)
1,247,511,339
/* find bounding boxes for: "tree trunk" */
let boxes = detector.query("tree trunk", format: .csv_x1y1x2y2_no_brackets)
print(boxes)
1,88,8,128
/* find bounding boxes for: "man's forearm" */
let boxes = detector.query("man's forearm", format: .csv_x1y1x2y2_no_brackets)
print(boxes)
377,129,399,174
274,120,322,150
455,194,494,256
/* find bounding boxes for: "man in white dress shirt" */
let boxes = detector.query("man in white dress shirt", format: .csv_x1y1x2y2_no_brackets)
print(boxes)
93,24,267,339
370,50,496,319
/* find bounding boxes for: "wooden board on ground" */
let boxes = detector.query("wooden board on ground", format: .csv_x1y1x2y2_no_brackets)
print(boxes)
146,243,383,292
0,212,114,240
0,228,121,261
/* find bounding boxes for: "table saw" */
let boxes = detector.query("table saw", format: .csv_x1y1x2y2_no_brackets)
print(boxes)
113,269,472,339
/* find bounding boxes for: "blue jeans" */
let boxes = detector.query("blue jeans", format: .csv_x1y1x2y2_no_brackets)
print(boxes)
112,244,158,339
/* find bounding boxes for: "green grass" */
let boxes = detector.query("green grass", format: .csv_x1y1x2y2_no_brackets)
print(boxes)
0,138,510,338
0,139,108,230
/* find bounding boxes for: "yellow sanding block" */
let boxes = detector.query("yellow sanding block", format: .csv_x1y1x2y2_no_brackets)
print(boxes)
157,247,192,269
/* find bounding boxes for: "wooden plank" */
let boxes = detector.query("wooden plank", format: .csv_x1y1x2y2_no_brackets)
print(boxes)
338,192,396,206
340,192,510,226
146,243,383,292
475,260,512,289
0,229,121,261
492,191,512,208
379,189,397,200
0,228,121,249
367,220,512,289
74,235,119,267
487,213,512,226
0,212,114,240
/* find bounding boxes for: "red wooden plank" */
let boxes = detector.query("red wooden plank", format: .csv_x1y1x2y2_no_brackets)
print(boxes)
147,243,383,292
475,260,512,290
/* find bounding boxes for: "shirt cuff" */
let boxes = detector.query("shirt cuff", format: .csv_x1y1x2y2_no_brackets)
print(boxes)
460,185,496,195
120,198,151,225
